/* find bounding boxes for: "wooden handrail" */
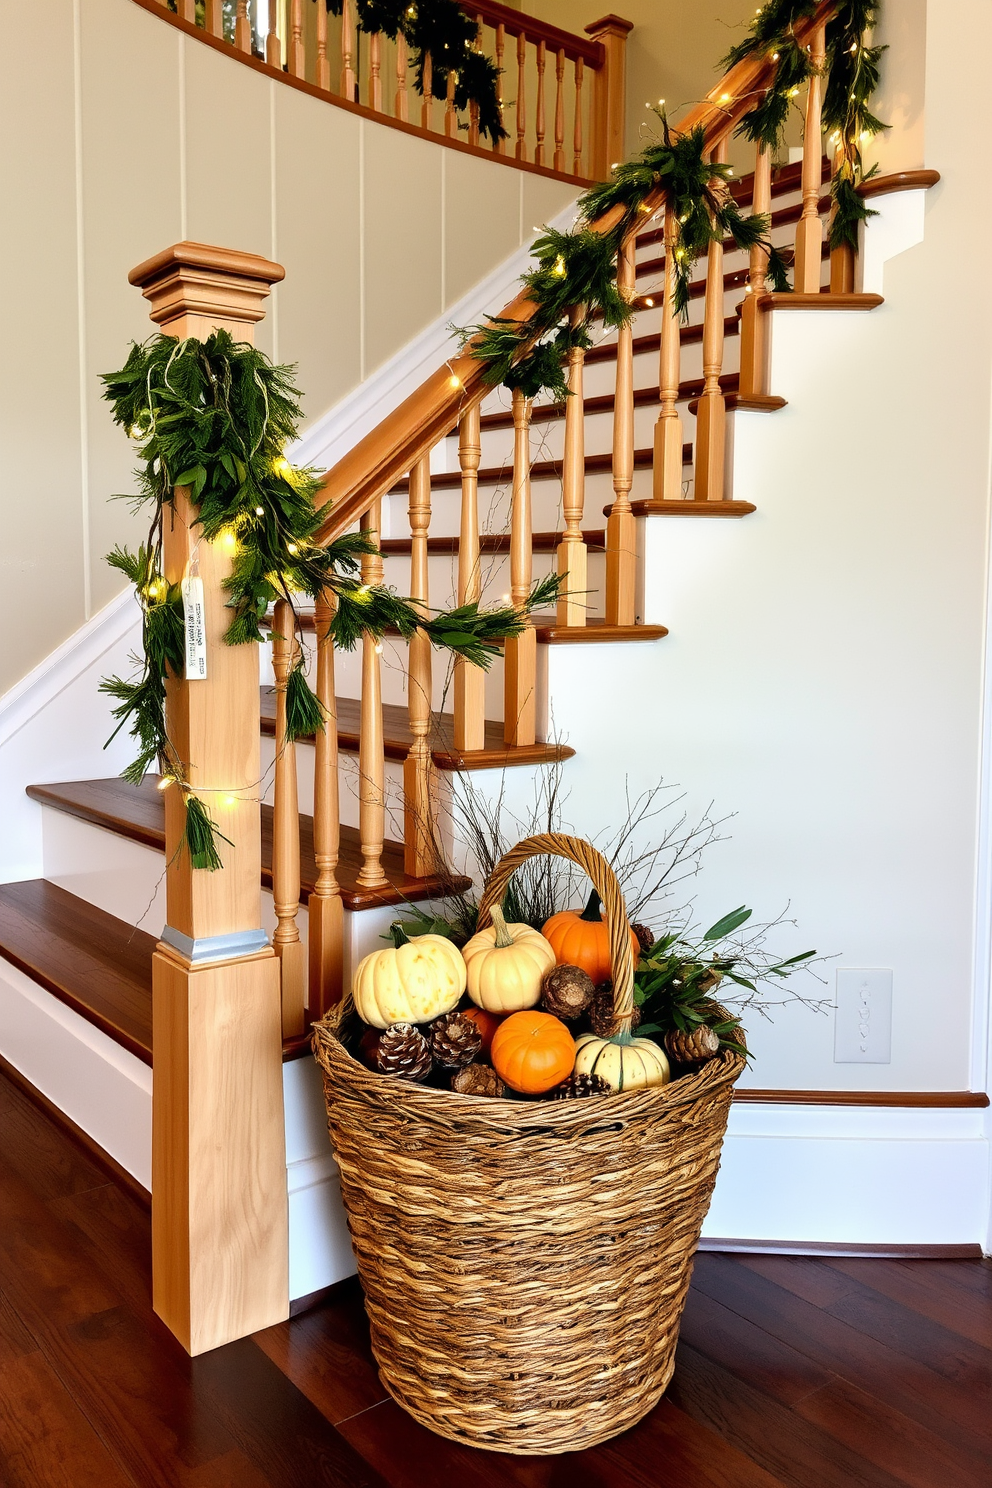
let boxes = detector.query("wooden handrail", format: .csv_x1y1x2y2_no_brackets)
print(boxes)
314,0,840,544
471,0,604,64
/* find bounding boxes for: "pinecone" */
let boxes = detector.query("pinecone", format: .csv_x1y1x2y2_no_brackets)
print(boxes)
377,1023,432,1082
451,1063,505,1098
631,922,655,956
428,1010,483,1068
551,1072,613,1099
588,982,641,1039
663,1025,721,1065
542,964,595,1020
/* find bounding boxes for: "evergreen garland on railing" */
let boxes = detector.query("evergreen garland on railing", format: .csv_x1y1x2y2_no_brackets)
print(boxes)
725,1,886,251
316,0,506,145
456,112,789,401
100,331,556,869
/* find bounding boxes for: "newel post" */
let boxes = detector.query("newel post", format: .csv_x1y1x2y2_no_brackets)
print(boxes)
128,242,290,1357
585,15,632,181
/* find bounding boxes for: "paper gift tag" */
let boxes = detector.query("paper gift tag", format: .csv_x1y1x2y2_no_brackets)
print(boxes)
182,576,208,680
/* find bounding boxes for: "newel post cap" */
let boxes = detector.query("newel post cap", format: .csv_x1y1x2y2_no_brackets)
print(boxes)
584,15,634,40
128,241,285,334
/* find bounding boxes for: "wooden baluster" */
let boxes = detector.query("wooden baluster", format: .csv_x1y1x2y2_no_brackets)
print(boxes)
829,137,856,292
553,49,566,171
494,24,506,154
235,0,251,53
469,99,480,147
341,0,356,101
515,30,527,160
504,389,536,746
794,22,826,292
357,506,388,889
694,136,728,502
204,1,223,38
606,234,636,624
315,0,330,90
288,0,304,78
369,32,383,112
573,57,584,177
266,0,280,68
738,142,772,398
445,65,457,136
454,404,486,752
404,455,436,876
652,200,685,501
271,599,306,1038
421,51,434,131
178,0,196,22
534,39,547,166
395,31,408,120
308,590,343,1019
557,304,587,627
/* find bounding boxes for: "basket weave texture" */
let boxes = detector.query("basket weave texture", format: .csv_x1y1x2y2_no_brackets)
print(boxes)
312,833,744,1454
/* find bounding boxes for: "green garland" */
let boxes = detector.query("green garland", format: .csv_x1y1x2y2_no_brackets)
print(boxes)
725,1,887,251
101,330,556,869
457,113,789,401
317,0,505,145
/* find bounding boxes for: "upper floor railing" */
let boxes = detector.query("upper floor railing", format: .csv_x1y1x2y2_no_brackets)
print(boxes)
140,1,629,185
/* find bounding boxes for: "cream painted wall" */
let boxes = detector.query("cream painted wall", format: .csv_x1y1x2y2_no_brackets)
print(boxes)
0,0,576,694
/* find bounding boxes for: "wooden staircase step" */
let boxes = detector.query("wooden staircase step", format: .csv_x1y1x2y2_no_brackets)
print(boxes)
0,879,316,1066
378,528,605,556
25,778,467,912
291,611,666,646
477,374,741,435
259,687,574,772
633,157,828,251
583,314,739,367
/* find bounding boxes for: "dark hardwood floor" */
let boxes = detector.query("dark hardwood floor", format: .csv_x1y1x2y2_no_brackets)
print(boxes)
0,1067,989,1488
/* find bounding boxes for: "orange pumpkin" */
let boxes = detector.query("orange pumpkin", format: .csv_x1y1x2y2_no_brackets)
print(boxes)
542,889,639,985
491,1010,576,1094
461,1005,502,1057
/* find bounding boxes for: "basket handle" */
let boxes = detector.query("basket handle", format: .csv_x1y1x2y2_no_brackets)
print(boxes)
476,833,637,1031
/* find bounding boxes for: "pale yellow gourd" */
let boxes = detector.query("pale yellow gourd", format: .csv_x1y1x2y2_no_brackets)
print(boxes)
353,925,467,1029
462,906,557,1013
574,1030,671,1092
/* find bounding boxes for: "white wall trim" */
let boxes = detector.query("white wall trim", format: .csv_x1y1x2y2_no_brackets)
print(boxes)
290,198,578,473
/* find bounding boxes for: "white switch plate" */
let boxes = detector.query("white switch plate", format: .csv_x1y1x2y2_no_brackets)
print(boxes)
834,969,893,1063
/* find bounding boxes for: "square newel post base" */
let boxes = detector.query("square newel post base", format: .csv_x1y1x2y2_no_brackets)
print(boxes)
151,944,288,1356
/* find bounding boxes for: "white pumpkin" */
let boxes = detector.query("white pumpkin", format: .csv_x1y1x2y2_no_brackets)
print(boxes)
462,906,557,1013
574,1031,670,1092
353,926,467,1029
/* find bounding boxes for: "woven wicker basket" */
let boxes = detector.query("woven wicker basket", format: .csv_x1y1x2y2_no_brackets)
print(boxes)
312,833,744,1455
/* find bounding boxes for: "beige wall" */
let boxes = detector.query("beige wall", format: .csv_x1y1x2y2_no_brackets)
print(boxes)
0,0,576,693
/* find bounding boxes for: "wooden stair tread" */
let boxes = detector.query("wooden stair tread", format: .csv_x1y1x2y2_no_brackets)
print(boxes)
378,528,605,556
633,157,829,251
291,611,666,646
478,373,742,434
25,778,467,911
628,499,757,518
259,687,574,772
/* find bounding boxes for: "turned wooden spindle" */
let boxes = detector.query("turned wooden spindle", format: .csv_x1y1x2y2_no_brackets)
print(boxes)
504,389,536,746
357,505,388,889
606,234,636,624
235,0,251,53
370,32,383,112
573,57,585,176
535,39,547,166
340,0,356,101
204,1,223,38
554,49,566,172
404,455,436,877
652,200,685,501
271,598,306,1038
494,24,506,153
395,31,409,120
694,136,729,502
557,304,588,627
454,403,486,752
515,30,527,160
794,22,827,293
315,0,330,90
308,590,343,1019
829,138,856,292
469,98,481,147
738,142,772,398
445,66,457,136
266,0,280,68
421,51,434,130
288,0,304,78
